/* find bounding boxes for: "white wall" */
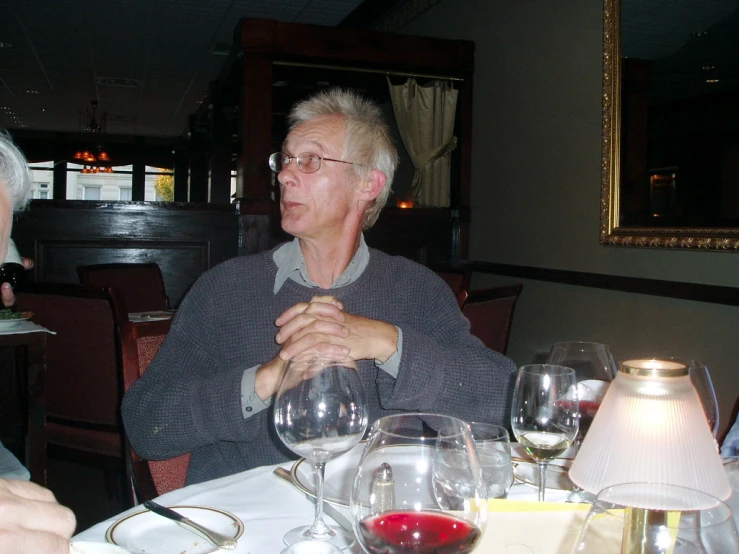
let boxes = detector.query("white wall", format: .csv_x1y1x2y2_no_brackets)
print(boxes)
401,0,739,436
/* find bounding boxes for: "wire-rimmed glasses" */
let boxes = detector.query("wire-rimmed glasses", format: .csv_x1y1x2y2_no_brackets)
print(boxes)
269,152,354,174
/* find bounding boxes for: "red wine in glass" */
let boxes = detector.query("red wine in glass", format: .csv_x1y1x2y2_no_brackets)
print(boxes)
359,511,480,554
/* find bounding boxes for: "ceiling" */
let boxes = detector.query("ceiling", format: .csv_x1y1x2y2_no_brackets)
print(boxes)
2,0,737,139
0,0,379,138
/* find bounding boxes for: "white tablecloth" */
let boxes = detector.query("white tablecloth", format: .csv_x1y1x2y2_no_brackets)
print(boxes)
74,445,571,554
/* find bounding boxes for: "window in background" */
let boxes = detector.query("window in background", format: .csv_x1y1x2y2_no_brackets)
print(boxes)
28,161,54,200
119,187,132,201
83,186,101,200
150,167,174,201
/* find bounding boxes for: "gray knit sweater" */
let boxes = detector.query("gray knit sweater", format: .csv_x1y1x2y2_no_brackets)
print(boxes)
121,247,517,485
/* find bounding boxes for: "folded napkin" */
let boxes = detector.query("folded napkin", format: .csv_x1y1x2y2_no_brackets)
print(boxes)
0,320,56,336
476,499,590,554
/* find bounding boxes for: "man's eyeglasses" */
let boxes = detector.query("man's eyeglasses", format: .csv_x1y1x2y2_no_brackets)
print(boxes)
268,152,354,174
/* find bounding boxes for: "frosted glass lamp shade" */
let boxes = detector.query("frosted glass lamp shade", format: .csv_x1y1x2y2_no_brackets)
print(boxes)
569,358,731,505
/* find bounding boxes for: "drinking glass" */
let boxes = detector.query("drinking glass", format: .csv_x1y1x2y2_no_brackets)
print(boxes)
510,364,578,502
467,422,512,499
546,342,616,502
350,413,488,554
676,358,719,437
546,341,617,445
573,482,739,553
274,355,368,549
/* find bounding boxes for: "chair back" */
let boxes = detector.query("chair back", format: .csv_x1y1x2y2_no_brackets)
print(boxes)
434,267,471,296
119,318,189,503
77,263,170,313
15,283,128,466
461,283,523,354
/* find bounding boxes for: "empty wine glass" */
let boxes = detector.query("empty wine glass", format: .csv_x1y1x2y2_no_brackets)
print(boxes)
510,364,578,502
546,341,617,446
670,358,719,437
351,413,488,554
274,355,368,549
546,342,616,502
573,482,739,553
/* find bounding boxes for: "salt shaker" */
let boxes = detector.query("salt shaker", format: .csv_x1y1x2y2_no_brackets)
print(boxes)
371,462,394,513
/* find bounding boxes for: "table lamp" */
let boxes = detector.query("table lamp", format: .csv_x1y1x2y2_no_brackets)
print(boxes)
569,358,731,553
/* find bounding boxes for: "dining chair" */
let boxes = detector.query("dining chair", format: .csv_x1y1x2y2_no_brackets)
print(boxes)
77,262,170,313
433,267,472,296
119,317,190,504
461,283,524,355
14,283,130,498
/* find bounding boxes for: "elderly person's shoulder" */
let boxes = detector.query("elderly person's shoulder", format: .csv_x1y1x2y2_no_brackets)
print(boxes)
368,248,449,288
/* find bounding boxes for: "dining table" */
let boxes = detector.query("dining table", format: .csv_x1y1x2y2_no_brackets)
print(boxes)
73,444,580,554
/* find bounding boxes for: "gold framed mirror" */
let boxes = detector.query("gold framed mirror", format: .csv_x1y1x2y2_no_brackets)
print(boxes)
600,0,739,251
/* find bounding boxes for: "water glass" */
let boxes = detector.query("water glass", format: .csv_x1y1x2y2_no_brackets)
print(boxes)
573,482,739,553
468,422,513,499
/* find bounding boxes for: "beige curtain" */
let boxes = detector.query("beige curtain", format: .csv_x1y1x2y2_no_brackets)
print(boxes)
388,78,458,207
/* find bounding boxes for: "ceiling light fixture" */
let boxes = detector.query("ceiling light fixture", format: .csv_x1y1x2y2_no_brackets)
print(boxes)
73,100,113,173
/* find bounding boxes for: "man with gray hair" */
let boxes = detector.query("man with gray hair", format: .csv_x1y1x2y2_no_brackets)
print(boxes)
123,88,517,485
0,129,76,553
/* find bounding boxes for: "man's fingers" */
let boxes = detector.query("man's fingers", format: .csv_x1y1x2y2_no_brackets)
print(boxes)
275,298,345,327
0,498,76,538
0,529,73,554
0,479,58,503
1,283,15,307
279,335,350,361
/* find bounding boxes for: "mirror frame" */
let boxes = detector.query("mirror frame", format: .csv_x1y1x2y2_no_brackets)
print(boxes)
600,0,739,251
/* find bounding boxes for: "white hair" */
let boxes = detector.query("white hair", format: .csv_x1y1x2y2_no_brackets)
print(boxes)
288,88,399,230
0,129,32,211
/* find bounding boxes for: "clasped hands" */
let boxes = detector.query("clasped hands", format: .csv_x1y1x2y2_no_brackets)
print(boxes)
255,295,397,400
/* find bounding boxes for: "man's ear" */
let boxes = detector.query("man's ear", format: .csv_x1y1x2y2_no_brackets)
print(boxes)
358,170,386,201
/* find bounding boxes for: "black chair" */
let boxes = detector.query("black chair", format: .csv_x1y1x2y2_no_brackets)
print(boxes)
77,262,170,313
15,283,130,500
461,283,524,355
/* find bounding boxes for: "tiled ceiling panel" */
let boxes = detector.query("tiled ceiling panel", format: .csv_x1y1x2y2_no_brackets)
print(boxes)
0,0,368,137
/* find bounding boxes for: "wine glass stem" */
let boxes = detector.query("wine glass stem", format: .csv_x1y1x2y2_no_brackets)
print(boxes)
537,462,547,502
309,461,332,539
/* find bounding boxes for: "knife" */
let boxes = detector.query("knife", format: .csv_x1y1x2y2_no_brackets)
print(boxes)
272,466,354,535
143,500,238,550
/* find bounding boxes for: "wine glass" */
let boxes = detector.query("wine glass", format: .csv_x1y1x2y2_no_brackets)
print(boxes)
274,355,369,550
573,482,739,553
510,364,578,502
546,342,617,502
350,413,488,554
546,341,617,446
662,358,719,437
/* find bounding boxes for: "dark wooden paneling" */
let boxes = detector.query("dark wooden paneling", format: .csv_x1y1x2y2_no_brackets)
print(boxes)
466,261,739,307
366,207,458,264
12,201,239,308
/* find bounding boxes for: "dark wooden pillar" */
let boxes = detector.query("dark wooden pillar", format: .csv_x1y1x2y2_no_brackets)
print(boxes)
173,145,189,202
189,115,209,203
52,160,67,200
132,161,146,201
209,85,233,204
236,20,278,254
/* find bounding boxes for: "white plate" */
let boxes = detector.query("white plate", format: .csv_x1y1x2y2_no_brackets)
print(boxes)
131,310,175,321
291,443,366,507
513,458,574,491
0,312,33,329
70,541,133,554
105,505,244,554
